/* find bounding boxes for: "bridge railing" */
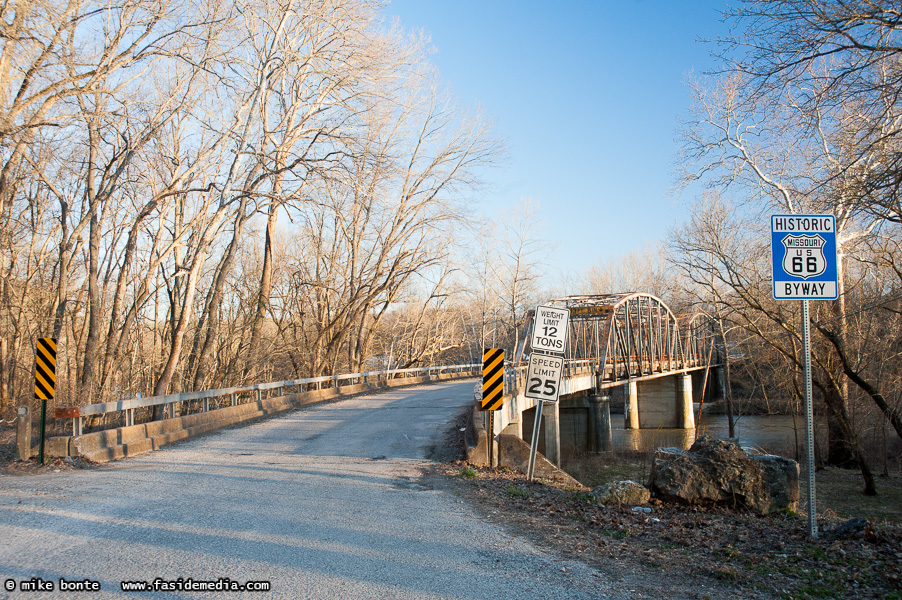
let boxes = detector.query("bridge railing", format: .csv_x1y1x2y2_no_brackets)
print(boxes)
505,353,712,395
55,363,479,436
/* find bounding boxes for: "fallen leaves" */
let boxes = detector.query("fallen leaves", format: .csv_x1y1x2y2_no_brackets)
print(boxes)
430,461,902,600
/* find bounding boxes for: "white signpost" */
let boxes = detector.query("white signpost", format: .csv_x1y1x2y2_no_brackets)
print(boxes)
526,304,569,480
530,305,570,354
771,214,838,538
524,353,564,404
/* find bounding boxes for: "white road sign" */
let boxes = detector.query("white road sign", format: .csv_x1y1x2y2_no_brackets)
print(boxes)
530,305,569,354
771,214,838,300
524,353,564,404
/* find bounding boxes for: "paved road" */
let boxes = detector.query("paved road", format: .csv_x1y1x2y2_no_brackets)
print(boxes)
0,381,623,599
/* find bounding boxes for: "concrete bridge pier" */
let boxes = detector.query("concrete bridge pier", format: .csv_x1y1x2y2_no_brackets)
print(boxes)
678,374,695,429
521,401,562,466
636,374,695,430
543,402,561,466
588,393,612,452
690,367,725,405
623,381,639,430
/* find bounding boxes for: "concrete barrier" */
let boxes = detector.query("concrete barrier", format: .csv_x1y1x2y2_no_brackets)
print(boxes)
465,405,489,465
464,401,581,487
48,371,475,463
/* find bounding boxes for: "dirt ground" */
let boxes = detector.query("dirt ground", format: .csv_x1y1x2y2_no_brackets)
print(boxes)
425,411,902,600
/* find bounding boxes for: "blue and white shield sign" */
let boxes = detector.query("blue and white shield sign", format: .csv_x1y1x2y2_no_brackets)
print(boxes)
771,215,838,300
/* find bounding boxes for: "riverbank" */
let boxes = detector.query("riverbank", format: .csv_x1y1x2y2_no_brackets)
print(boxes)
431,457,901,599
427,411,901,599
564,448,902,525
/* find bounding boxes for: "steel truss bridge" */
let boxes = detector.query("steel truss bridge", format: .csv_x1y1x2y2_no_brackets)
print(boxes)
512,293,722,388
479,293,728,467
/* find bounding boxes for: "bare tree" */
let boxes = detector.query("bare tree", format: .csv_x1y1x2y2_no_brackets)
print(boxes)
718,0,902,222
670,193,881,494
493,198,549,353
0,0,498,426
582,242,680,303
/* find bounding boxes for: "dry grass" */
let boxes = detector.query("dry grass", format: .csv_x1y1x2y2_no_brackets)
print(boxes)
814,467,902,524
434,460,902,600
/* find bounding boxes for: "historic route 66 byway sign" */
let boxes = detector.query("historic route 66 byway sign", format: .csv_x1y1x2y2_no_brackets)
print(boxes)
771,214,838,300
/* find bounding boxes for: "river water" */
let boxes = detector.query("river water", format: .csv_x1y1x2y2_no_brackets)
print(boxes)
611,412,810,455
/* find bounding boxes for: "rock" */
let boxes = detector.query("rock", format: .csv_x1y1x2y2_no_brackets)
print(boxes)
752,452,800,513
590,480,651,506
824,518,872,541
647,436,799,515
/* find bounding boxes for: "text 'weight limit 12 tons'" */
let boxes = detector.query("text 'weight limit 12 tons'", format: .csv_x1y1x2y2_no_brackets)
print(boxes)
530,305,570,353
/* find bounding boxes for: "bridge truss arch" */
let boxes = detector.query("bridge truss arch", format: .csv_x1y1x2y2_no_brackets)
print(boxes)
519,293,721,388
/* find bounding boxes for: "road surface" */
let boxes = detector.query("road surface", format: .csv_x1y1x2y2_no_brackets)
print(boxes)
0,380,624,599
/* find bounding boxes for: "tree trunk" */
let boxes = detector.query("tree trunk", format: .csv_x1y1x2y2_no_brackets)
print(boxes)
80,194,102,403
244,204,278,380
821,382,876,494
153,246,208,399
716,313,735,438
191,203,249,389
815,322,902,441
152,207,225,415
0,338,7,410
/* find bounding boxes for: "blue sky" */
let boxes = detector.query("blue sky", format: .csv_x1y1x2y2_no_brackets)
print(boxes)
386,0,729,279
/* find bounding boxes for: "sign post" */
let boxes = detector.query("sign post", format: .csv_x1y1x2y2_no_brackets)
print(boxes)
34,338,56,465
482,348,504,467
771,214,838,538
526,305,569,480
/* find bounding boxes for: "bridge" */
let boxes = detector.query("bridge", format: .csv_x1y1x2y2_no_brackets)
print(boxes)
476,293,724,468
35,293,721,472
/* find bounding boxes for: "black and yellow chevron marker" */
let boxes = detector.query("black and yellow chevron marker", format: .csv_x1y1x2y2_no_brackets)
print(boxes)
481,348,504,411
35,338,56,400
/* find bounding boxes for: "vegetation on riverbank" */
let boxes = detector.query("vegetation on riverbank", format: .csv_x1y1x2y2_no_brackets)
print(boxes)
436,458,902,600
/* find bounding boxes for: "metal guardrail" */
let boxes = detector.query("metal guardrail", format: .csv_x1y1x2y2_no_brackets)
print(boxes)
55,364,480,436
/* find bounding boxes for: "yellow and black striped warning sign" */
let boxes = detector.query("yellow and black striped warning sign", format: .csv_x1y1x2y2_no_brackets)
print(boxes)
35,338,56,400
482,348,504,411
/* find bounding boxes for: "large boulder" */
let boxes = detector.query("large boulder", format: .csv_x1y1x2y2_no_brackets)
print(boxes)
648,436,799,515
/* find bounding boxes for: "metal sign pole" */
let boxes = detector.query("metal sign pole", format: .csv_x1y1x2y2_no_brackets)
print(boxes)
526,401,544,481
771,214,835,539
35,338,56,466
801,299,817,538
487,411,494,467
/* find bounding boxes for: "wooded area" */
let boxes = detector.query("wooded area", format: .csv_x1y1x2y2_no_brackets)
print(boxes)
670,0,902,493
0,0,509,414
0,0,899,493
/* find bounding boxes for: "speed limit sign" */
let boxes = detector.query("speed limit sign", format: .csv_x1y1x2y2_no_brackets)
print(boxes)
524,353,564,404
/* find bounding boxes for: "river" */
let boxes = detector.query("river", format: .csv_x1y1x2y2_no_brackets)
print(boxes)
611,412,810,456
